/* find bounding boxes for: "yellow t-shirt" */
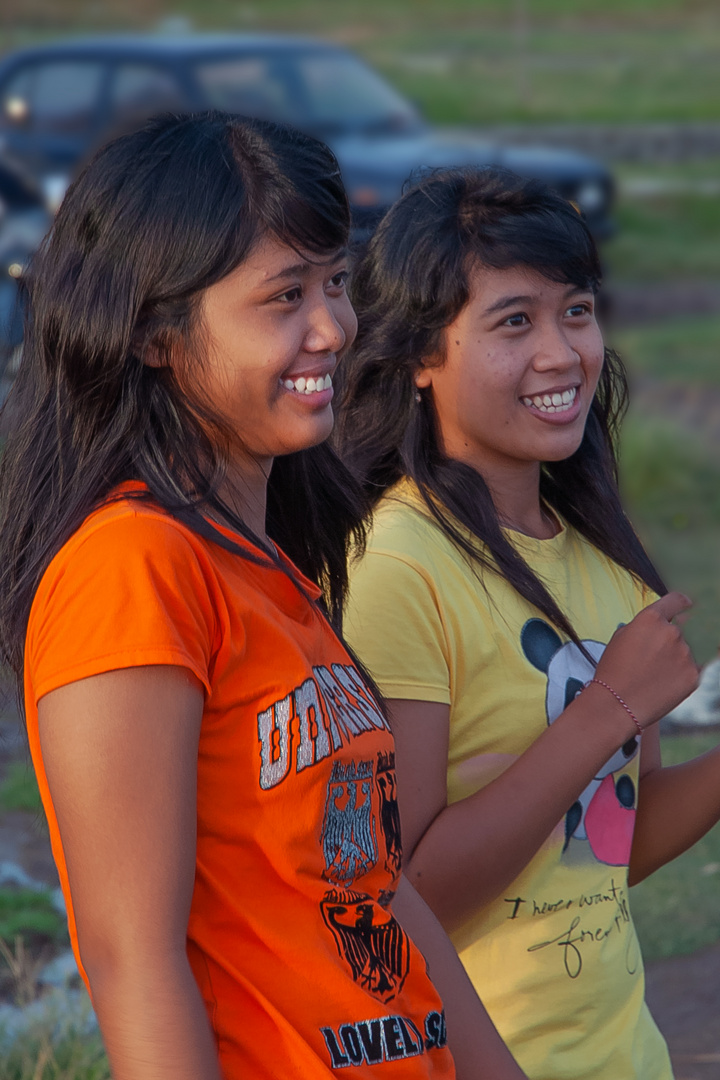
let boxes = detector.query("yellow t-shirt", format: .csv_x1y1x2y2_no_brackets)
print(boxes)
345,480,673,1080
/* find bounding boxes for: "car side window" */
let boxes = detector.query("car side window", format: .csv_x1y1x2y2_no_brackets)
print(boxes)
109,64,184,125
194,57,298,124
0,61,104,136
296,54,415,129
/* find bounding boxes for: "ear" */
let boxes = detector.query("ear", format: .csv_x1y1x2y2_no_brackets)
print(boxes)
414,365,433,390
521,618,562,673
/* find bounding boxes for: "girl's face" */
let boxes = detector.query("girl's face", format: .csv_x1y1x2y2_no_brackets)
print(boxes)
415,264,604,478
195,235,356,467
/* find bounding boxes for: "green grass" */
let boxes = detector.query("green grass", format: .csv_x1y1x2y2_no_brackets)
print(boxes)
633,517,720,665
621,415,720,530
0,890,66,943
612,315,720,385
3,1029,109,1080
618,414,720,664
606,191,720,284
369,25,720,125
0,762,42,814
604,157,720,660
632,732,720,961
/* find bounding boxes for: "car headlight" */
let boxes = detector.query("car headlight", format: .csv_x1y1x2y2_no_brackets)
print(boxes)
574,181,605,215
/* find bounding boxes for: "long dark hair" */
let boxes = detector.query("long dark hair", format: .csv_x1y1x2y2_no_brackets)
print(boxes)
0,111,367,678
336,167,665,645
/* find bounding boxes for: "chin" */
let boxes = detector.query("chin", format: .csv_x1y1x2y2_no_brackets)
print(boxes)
284,413,335,455
542,439,585,463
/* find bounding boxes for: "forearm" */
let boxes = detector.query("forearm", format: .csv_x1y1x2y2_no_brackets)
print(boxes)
407,684,636,929
392,876,526,1080
87,950,223,1080
630,744,720,885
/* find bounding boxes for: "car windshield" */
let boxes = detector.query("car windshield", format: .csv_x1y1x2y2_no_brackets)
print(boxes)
193,51,421,135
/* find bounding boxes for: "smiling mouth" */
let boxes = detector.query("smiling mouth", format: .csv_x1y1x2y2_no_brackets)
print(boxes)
282,373,333,395
521,386,577,414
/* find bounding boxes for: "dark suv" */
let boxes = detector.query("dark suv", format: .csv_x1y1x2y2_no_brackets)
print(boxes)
0,33,614,237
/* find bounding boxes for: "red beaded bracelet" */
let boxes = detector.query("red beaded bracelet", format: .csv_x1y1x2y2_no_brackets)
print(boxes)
583,678,643,737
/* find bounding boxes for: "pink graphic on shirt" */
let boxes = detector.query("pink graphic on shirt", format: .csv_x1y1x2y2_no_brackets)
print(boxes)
584,774,635,866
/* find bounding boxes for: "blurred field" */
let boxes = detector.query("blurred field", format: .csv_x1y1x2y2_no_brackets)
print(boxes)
632,732,720,961
601,161,720,664
3,0,720,124
608,163,720,283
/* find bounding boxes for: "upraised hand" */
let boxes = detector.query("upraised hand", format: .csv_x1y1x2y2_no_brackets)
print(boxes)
594,591,699,730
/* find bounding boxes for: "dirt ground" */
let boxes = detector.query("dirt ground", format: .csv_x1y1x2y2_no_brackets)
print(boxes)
646,947,720,1080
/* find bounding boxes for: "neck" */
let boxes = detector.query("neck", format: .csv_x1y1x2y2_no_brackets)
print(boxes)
215,452,272,544
482,461,557,539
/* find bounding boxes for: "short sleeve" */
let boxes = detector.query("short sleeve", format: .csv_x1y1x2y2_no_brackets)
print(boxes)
345,549,450,705
27,510,218,702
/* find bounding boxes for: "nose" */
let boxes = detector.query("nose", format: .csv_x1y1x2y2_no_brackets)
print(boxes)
532,319,580,372
304,296,347,355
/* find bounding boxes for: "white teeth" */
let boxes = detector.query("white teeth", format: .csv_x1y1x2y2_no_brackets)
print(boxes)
522,387,577,414
283,373,333,394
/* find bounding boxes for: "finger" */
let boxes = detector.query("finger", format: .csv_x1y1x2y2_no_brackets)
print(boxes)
648,591,693,622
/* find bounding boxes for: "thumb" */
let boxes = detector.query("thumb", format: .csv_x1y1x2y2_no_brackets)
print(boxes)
647,591,693,622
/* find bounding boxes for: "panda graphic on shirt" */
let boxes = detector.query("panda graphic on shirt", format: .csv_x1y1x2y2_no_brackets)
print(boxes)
521,618,639,866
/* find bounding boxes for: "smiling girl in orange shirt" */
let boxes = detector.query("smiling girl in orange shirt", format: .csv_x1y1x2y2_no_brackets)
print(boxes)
0,118,526,1080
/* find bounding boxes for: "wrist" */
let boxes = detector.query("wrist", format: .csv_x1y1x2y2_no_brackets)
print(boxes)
579,678,644,741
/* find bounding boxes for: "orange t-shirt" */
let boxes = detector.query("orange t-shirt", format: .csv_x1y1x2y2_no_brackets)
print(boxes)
24,490,456,1080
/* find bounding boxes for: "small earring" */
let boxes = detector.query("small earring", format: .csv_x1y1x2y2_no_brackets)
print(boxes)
414,390,421,404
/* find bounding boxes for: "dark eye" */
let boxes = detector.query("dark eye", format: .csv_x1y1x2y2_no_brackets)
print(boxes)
566,302,592,318
504,312,528,327
328,270,349,290
278,286,302,303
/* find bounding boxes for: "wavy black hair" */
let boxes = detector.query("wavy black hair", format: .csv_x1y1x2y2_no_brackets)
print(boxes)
336,167,665,644
0,111,368,677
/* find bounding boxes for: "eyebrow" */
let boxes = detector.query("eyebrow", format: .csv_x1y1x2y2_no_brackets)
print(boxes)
265,248,349,284
482,285,589,317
